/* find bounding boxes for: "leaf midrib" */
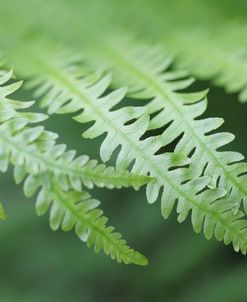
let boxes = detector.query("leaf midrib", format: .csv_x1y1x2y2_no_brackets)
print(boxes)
0,128,143,187
31,51,247,248
53,185,144,264
103,45,247,200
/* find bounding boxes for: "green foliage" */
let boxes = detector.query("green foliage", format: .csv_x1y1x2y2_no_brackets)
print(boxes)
8,42,247,254
36,185,147,265
91,42,247,211
0,0,247,265
163,26,247,103
0,68,149,265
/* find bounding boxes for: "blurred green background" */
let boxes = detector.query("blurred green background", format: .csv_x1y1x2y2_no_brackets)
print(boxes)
0,0,247,301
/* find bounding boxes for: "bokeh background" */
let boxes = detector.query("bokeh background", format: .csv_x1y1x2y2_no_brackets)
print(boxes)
0,0,247,301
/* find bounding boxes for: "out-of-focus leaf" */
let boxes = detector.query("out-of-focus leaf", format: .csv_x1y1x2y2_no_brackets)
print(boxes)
0,202,6,220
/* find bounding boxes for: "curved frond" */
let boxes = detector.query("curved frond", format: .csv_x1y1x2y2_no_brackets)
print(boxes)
0,68,149,264
34,182,148,265
0,70,151,191
24,45,247,254
93,42,247,213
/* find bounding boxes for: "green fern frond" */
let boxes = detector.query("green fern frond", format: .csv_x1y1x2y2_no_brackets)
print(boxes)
29,179,147,265
90,42,247,213
0,70,151,190
0,68,150,264
21,45,247,254
37,184,148,265
166,27,247,103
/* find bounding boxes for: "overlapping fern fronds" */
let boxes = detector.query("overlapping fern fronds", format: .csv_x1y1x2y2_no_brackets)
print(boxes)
0,70,150,190
17,42,247,254
0,68,149,265
1,0,247,104
0,0,246,266
90,41,247,213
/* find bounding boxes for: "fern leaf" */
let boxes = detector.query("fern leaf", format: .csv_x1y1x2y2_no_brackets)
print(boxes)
166,28,247,103
0,70,151,191
23,45,247,254
34,181,148,265
92,42,247,213
0,68,149,264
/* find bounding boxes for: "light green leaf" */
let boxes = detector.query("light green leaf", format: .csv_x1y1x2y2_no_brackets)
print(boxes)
22,43,247,255
0,67,149,264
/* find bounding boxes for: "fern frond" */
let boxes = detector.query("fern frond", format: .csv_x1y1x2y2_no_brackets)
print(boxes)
33,181,148,265
23,45,247,254
0,70,151,190
166,27,247,103
91,42,247,213
0,68,150,264
1,0,247,104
